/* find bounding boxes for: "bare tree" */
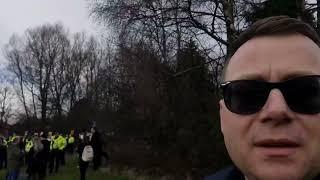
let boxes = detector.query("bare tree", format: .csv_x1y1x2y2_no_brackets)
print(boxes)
5,35,31,121
90,0,195,63
89,0,240,90
5,23,71,124
0,87,14,124
65,33,87,111
82,36,104,105
49,27,70,120
5,23,114,125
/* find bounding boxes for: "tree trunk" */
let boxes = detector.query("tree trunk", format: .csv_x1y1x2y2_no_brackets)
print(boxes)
221,0,237,56
41,101,47,124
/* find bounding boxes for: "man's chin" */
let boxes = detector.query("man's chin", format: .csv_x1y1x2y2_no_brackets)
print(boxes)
248,165,306,180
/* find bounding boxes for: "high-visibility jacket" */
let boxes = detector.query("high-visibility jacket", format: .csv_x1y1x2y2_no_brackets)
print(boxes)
57,136,67,151
3,139,8,147
9,136,16,143
50,136,59,150
68,136,75,144
25,140,33,153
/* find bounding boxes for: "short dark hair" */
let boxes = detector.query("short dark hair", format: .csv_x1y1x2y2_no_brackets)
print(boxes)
222,16,320,80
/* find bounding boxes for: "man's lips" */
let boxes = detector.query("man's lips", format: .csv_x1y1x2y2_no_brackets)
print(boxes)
254,139,300,147
253,139,301,157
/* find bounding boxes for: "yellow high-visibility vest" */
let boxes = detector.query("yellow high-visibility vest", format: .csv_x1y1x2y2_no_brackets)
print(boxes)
50,136,59,150
25,140,33,153
11,136,16,142
3,139,8,147
58,136,67,150
50,139,54,150
68,136,75,144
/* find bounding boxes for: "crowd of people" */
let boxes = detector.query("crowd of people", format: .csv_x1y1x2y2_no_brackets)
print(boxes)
0,127,108,180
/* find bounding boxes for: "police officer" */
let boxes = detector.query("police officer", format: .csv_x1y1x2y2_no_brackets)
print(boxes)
39,133,50,178
25,135,34,178
0,137,6,169
48,132,59,174
67,133,75,154
57,134,67,166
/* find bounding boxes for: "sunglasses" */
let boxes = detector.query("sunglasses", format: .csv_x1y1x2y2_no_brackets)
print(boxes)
220,75,320,115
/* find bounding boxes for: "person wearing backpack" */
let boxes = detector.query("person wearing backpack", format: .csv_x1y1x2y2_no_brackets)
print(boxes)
77,135,92,180
90,128,102,170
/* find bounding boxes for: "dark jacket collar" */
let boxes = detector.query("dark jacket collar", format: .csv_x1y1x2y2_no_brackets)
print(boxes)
204,166,245,180
205,166,320,180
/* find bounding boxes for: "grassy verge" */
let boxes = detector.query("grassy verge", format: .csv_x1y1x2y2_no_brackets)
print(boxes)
0,155,157,180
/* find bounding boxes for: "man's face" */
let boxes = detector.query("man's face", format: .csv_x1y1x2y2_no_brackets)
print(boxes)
220,34,320,180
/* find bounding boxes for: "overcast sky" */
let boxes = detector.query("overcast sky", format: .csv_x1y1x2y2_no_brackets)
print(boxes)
0,0,102,64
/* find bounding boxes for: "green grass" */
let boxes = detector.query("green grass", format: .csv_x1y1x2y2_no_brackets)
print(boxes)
0,169,5,179
0,156,156,180
45,156,132,180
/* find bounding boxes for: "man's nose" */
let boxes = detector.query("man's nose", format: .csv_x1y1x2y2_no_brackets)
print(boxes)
259,89,292,124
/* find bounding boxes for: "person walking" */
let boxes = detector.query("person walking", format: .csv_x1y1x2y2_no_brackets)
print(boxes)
25,136,34,179
6,137,23,180
40,133,50,178
0,137,7,170
90,128,102,171
77,136,92,180
67,133,75,154
32,136,45,180
48,132,59,174
26,136,44,180
57,134,67,166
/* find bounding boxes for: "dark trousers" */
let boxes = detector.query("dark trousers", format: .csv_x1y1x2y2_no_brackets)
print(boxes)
27,159,46,180
93,153,101,170
6,170,19,180
38,160,46,180
48,150,59,173
3,148,7,168
27,170,45,180
56,150,64,166
26,153,35,177
26,158,36,180
0,149,6,169
79,160,89,180
68,144,74,154
101,151,109,165
61,149,65,166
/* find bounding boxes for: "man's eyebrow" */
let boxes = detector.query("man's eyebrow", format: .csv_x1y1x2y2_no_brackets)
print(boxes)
281,71,318,81
231,74,266,81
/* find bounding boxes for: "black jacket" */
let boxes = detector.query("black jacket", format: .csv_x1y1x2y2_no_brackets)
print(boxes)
205,166,245,180
205,166,320,180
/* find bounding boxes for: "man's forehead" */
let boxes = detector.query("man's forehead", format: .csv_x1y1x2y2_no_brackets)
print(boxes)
225,34,320,81
230,70,319,82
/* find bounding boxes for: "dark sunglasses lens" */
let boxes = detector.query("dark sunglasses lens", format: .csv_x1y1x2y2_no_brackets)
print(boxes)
223,81,269,114
284,76,320,114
